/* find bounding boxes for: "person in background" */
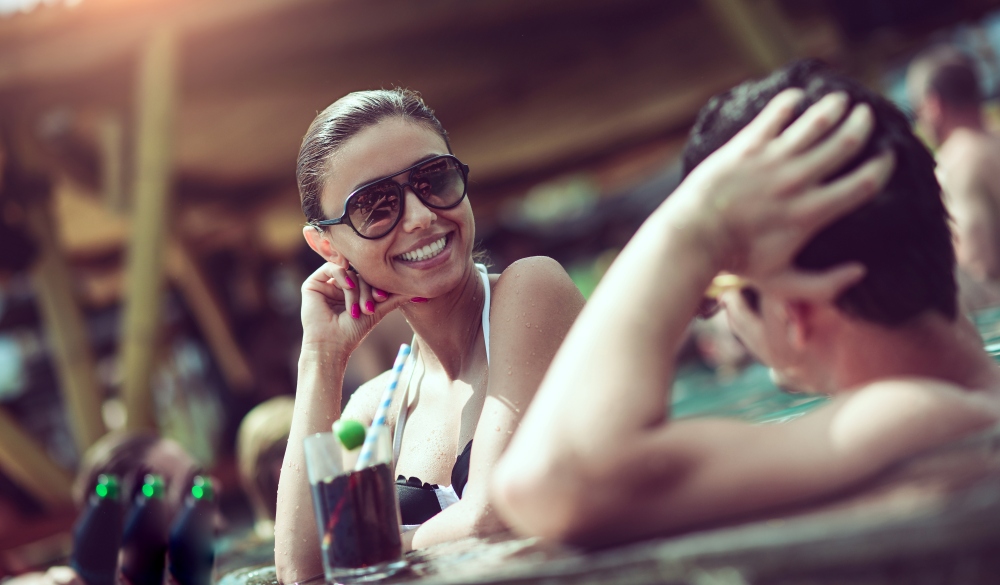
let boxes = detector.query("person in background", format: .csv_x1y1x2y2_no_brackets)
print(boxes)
3,432,202,585
236,396,293,540
908,46,1000,309
492,61,1000,546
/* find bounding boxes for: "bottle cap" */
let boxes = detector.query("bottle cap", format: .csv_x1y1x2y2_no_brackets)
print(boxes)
190,475,214,501
140,474,165,499
95,474,120,500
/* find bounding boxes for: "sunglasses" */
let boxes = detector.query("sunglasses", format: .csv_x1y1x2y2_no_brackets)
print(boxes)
697,273,755,319
312,154,470,239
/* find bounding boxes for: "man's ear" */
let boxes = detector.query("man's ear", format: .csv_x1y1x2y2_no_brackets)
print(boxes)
924,94,944,124
302,226,349,269
781,299,813,351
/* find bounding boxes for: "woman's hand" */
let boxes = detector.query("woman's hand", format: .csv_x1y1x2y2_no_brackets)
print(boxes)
668,89,895,283
300,262,409,354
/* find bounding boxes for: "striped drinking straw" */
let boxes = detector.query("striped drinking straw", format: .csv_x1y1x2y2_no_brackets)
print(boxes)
354,343,411,471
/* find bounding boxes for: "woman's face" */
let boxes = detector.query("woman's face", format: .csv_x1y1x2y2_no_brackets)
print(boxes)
316,118,475,298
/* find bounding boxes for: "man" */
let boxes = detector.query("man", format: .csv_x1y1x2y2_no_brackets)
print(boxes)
492,61,1000,546
908,47,1000,307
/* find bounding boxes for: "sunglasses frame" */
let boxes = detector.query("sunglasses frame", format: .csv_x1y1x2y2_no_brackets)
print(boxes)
311,154,470,240
697,273,749,319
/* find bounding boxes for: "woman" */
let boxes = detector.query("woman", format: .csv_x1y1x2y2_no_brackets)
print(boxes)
274,89,584,582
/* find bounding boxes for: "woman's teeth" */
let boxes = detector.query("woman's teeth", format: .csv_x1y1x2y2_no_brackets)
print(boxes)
398,236,447,262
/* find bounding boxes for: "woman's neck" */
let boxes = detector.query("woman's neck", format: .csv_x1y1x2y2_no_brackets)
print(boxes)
400,261,486,379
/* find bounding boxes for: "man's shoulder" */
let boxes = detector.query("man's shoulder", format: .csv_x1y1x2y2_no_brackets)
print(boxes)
940,130,1000,174
835,376,1000,435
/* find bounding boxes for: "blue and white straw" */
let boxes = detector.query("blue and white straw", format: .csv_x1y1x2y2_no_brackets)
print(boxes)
354,343,411,470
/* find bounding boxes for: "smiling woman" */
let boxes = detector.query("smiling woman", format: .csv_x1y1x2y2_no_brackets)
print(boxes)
273,89,585,583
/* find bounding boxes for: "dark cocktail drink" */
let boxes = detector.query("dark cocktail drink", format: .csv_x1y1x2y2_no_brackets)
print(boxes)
310,462,402,574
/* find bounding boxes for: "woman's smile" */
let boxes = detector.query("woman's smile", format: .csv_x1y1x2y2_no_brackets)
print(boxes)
394,231,455,270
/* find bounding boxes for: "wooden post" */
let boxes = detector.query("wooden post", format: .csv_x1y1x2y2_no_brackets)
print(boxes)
0,408,74,508
120,25,177,431
24,199,107,452
166,239,255,391
702,0,795,72
98,112,126,213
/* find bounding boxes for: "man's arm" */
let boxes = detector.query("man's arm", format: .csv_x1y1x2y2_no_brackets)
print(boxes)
506,376,997,546
943,166,1000,280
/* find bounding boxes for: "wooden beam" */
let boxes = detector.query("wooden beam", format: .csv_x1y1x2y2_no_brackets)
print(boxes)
120,25,177,432
702,0,795,72
165,238,254,391
0,408,74,509
24,199,107,452
98,112,126,213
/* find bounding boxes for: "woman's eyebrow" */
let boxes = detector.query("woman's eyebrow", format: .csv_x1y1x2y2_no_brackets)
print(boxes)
349,153,446,192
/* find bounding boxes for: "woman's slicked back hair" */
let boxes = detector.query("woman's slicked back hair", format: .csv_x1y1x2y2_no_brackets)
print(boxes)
297,88,451,225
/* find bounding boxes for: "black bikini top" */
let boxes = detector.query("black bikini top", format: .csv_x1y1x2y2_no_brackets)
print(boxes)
395,440,473,525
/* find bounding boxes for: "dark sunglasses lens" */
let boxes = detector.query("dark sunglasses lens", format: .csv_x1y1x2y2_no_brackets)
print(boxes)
410,158,466,208
348,182,402,238
697,297,721,319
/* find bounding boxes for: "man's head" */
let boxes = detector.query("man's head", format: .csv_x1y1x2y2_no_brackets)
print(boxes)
907,46,983,145
74,431,201,521
683,60,956,391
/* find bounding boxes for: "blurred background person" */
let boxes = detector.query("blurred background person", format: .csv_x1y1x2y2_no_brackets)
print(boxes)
4,431,204,585
235,397,292,541
909,45,1000,310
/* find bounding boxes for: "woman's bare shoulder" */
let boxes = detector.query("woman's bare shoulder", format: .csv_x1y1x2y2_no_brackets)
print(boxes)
487,256,584,350
491,256,583,306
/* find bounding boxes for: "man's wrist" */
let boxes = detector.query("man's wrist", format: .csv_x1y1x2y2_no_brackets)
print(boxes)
654,192,733,273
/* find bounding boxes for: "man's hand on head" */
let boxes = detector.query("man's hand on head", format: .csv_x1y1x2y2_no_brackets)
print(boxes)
665,89,894,284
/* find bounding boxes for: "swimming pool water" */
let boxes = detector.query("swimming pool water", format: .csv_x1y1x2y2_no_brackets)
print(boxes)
673,308,1000,424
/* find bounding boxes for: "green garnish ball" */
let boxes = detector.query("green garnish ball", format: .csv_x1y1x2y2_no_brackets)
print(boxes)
333,419,367,450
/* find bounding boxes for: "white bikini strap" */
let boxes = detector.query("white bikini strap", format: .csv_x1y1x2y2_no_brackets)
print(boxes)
476,263,491,366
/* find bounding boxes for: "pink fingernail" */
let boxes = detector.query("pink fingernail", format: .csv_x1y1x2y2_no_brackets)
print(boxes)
411,297,428,303
365,301,375,313
374,289,387,299
350,303,360,318
345,275,356,289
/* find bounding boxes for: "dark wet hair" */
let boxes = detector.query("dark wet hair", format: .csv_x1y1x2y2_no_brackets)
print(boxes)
297,88,451,225
682,60,956,326
910,46,982,109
